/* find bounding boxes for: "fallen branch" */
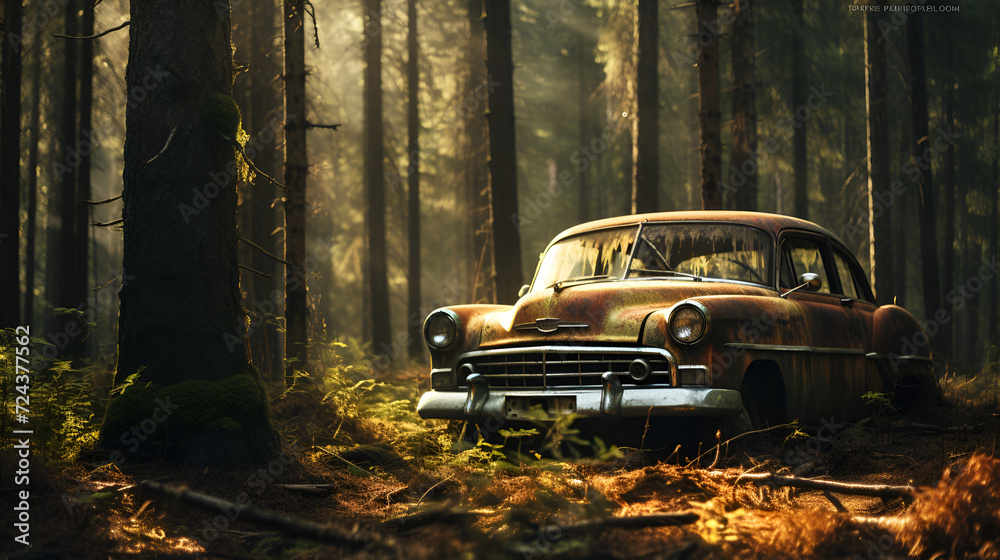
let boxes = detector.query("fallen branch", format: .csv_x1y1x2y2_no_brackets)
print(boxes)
53,19,129,39
275,483,339,497
735,472,915,502
139,481,391,550
383,506,483,529
541,512,700,535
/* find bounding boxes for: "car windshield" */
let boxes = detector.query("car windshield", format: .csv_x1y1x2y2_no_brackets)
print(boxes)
532,223,771,291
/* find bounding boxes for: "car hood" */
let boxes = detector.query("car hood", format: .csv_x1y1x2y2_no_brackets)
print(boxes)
478,279,775,347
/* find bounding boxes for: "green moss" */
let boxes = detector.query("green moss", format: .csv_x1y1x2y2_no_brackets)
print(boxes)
202,92,242,140
99,370,276,461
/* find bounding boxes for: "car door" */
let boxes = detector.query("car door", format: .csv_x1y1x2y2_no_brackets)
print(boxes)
778,233,866,421
829,244,885,406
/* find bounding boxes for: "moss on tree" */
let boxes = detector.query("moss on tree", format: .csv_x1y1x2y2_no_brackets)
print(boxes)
100,369,280,466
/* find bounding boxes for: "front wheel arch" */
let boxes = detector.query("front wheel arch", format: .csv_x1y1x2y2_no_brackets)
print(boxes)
734,360,787,433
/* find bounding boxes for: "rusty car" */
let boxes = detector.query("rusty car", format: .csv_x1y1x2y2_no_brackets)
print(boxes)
415,211,934,449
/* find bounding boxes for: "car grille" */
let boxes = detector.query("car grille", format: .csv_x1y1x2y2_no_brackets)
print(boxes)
456,346,674,388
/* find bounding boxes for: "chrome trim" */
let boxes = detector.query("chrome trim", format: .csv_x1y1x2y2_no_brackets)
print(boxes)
668,300,711,345
866,352,933,363
513,318,590,333
456,345,677,389
416,387,743,420
724,342,865,355
424,308,461,350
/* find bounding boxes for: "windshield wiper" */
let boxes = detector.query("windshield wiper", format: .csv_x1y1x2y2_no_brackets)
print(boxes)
547,274,613,292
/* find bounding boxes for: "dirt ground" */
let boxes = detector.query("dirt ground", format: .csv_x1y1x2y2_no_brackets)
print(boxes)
4,378,1000,560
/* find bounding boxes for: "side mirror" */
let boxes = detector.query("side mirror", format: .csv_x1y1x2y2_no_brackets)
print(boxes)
518,284,530,298
781,272,822,298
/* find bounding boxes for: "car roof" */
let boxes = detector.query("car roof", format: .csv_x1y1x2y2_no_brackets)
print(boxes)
551,210,843,246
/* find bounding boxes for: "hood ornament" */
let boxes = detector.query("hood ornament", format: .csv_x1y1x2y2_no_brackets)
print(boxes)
514,317,589,333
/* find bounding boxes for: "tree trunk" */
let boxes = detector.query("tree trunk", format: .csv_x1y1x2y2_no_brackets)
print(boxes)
24,38,42,327
731,0,757,211
696,0,721,210
992,91,999,342
942,34,956,363
466,0,492,304
577,30,590,222
483,0,523,303
73,0,95,351
249,0,284,383
631,0,657,214
284,0,309,383
105,0,279,466
406,0,421,359
52,0,84,356
906,13,943,352
791,0,807,218
364,0,392,357
0,0,23,326
864,7,894,305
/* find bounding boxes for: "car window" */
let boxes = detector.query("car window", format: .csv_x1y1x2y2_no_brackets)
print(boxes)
629,223,771,284
832,249,860,299
782,238,831,294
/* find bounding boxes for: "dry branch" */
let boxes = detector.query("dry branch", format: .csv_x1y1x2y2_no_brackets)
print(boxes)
218,133,288,191
93,218,123,227
139,481,391,549
239,236,291,265
542,512,700,535
735,472,915,502
383,506,484,529
307,122,341,131
238,264,272,278
53,19,129,39
82,194,122,205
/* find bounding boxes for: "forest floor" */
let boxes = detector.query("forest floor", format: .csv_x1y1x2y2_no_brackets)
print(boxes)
5,367,1000,560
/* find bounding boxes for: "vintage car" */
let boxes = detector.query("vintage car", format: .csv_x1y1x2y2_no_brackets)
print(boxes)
416,211,933,448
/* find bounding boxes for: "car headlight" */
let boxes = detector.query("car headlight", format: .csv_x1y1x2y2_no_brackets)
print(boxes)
424,310,460,350
669,302,709,345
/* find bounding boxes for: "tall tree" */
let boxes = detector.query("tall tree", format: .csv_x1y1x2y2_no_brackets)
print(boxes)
406,0,421,358
0,0,23,326
483,0,523,303
696,0,722,210
364,0,392,355
631,0,657,213
906,13,943,349
284,0,309,383
24,37,42,326
791,0,807,218
941,29,956,358
104,0,279,465
73,0,95,331
731,0,757,211
577,29,591,222
465,0,492,303
864,7,893,305
249,0,284,382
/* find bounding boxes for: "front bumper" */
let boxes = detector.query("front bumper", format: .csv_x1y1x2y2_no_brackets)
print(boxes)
416,372,742,421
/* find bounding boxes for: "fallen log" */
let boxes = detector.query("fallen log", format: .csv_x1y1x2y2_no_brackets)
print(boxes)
734,472,915,503
383,506,485,529
139,480,392,550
